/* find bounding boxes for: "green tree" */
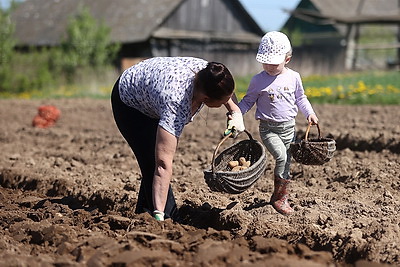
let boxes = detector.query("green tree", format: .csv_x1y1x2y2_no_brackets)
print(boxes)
54,6,120,79
0,9,15,92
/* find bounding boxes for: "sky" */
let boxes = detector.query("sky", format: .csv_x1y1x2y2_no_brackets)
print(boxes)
239,0,300,31
1,0,300,31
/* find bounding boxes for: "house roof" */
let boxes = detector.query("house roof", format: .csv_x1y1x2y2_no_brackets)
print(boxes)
11,0,183,46
290,9,400,25
284,0,400,35
11,0,264,46
311,0,399,18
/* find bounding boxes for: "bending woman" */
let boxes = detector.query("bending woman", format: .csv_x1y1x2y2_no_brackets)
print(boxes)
111,57,245,221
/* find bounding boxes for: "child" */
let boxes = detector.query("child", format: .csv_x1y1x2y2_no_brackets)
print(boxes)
238,31,319,215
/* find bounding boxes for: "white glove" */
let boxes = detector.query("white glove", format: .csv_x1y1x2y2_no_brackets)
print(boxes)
224,111,245,138
153,210,165,221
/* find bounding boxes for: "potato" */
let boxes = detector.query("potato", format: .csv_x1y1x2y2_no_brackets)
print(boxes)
239,157,251,167
228,160,239,169
230,166,248,172
231,166,242,172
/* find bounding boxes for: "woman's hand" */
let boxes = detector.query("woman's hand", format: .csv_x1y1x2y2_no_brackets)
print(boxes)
224,98,245,138
224,111,245,138
153,210,165,221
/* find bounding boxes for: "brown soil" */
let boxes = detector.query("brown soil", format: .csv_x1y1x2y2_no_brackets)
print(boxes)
0,98,399,267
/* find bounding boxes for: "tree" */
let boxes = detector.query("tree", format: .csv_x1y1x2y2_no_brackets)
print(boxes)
54,6,120,78
0,9,15,91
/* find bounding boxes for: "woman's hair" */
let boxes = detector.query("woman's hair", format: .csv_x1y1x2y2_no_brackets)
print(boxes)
195,62,234,100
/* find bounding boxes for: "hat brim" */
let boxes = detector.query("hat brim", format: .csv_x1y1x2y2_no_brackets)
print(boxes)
256,54,286,65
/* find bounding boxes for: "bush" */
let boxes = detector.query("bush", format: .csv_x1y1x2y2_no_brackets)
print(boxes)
51,6,120,81
0,5,120,96
0,9,15,93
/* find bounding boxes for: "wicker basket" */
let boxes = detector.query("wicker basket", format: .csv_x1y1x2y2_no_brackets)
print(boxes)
204,130,267,194
290,123,336,165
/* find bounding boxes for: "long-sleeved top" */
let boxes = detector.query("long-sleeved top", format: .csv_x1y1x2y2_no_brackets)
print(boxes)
238,68,315,122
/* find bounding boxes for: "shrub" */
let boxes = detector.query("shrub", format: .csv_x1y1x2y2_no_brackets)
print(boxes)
0,9,15,93
51,6,120,81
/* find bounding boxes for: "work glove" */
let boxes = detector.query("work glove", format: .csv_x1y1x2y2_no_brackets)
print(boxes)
153,210,165,221
224,111,245,138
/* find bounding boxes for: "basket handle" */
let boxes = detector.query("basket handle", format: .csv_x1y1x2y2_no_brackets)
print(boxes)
305,122,321,141
211,130,253,173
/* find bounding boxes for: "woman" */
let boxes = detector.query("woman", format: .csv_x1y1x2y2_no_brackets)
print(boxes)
111,57,245,221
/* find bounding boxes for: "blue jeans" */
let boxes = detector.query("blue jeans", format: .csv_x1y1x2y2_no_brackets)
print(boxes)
259,119,296,180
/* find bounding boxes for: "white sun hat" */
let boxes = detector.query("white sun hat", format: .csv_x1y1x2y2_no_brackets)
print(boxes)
256,31,292,64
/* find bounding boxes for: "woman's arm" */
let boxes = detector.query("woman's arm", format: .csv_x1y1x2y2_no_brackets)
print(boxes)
224,97,241,113
152,126,178,213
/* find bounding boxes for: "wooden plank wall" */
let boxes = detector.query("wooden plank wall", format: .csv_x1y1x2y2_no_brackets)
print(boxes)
163,0,249,33
289,45,346,76
151,39,261,77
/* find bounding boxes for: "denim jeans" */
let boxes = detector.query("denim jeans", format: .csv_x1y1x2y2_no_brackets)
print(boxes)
259,119,296,180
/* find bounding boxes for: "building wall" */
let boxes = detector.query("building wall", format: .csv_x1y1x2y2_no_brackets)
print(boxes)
163,0,255,34
150,38,261,77
289,45,346,76
119,39,261,77
118,0,264,77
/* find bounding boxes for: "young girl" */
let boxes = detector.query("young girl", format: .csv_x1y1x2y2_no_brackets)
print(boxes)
238,31,319,215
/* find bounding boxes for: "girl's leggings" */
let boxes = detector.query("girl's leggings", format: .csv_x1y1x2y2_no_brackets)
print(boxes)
259,119,296,180
111,79,178,220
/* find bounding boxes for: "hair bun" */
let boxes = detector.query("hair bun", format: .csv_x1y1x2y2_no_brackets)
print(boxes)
209,62,225,83
195,61,234,100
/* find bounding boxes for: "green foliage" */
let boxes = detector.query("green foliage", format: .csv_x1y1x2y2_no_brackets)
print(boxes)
0,4,120,96
51,6,120,80
0,9,15,92
3,49,55,94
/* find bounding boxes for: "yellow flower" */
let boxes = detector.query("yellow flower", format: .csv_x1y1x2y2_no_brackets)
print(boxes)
387,85,399,93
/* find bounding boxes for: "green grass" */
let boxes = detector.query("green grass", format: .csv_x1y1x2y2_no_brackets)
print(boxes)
0,83,114,99
234,70,400,105
1,69,399,105
0,65,118,99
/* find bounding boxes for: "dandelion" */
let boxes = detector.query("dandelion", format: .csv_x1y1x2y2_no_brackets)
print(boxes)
387,85,399,93
356,81,367,93
18,92,32,99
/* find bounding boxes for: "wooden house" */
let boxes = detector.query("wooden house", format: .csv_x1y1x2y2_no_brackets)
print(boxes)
282,0,400,75
10,0,264,77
